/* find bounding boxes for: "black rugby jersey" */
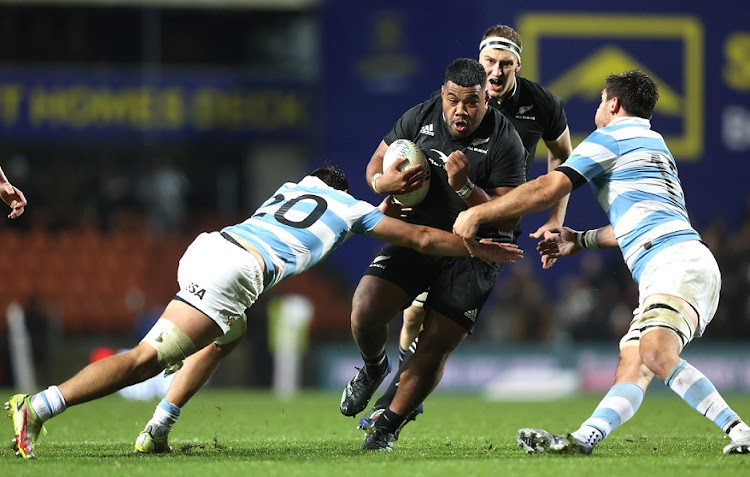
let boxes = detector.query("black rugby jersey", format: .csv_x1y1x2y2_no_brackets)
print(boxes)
383,94,526,242
489,76,568,177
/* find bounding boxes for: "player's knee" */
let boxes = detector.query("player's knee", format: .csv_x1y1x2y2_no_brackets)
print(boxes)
403,306,425,331
639,345,677,378
142,318,198,375
351,297,391,330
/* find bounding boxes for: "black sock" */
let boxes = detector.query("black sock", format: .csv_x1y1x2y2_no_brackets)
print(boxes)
375,409,405,433
363,351,388,376
374,372,399,409
374,339,418,409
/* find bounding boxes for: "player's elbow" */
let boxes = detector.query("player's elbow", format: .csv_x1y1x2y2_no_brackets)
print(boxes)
409,227,444,253
413,231,436,253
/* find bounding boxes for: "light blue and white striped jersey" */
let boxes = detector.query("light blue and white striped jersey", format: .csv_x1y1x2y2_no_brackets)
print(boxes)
559,116,701,282
222,176,385,290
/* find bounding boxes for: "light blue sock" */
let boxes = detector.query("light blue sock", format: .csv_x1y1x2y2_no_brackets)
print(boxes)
665,360,739,432
573,382,644,446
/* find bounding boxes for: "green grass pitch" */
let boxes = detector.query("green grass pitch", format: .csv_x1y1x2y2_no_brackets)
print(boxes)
2,389,749,476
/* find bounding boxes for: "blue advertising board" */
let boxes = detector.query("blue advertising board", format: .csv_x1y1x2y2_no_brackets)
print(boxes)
0,68,319,142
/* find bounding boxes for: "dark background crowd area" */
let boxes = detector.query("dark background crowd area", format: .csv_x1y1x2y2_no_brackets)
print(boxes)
3,156,750,346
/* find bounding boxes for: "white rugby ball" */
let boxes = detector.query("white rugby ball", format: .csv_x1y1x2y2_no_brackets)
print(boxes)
382,139,431,206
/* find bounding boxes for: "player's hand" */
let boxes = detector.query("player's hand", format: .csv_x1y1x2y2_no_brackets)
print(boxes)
465,238,523,264
0,182,27,219
444,150,469,191
377,195,413,219
530,221,562,269
453,209,480,240
379,157,425,194
536,226,581,261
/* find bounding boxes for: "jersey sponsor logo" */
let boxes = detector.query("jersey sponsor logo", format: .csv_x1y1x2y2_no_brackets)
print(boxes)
186,282,206,300
518,13,703,160
464,308,478,322
419,124,435,136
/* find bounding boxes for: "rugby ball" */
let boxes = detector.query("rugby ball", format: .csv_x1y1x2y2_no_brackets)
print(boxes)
382,139,431,206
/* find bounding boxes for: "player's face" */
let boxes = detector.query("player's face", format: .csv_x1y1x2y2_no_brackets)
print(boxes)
441,81,489,139
479,48,520,100
595,89,615,128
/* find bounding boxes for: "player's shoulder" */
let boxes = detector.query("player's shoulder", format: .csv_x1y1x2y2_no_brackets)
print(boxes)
296,176,355,204
407,94,442,119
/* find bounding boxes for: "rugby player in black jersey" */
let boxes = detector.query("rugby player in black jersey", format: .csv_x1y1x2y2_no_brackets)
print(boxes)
339,58,527,450
359,25,574,438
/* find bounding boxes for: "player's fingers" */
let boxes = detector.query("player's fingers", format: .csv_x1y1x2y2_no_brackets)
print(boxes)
8,206,23,219
387,157,409,172
13,188,27,207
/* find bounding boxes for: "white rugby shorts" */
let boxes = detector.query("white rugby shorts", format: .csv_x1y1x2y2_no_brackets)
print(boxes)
636,240,721,338
175,231,264,343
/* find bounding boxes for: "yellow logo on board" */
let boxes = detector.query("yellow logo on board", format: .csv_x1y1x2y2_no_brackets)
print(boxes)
518,13,704,160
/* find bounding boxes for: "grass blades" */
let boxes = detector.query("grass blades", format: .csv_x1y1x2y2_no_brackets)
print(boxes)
2,389,748,476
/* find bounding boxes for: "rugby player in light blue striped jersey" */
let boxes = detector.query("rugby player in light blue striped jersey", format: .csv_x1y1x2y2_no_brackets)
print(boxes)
454,70,750,455
6,165,523,459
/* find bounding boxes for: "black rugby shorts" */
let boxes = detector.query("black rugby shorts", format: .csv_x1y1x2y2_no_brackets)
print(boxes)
363,243,503,332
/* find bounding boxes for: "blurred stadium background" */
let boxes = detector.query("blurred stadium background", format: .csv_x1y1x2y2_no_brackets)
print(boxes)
0,0,748,399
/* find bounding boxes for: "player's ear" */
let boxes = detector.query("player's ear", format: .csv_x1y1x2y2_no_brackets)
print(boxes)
610,96,621,114
515,59,522,72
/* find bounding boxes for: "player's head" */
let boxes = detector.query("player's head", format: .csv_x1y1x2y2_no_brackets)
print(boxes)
478,25,522,101
441,58,489,139
596,70,659,127
309,165,349,191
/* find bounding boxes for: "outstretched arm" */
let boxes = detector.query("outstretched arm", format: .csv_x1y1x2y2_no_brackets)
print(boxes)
367,215,523,264
453,170,573,240
0,165,27,219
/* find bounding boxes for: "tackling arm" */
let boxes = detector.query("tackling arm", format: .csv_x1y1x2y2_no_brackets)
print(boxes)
453,170,573,239
367,216,523,264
